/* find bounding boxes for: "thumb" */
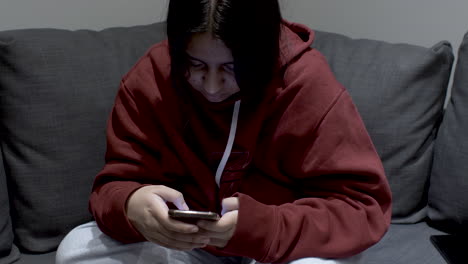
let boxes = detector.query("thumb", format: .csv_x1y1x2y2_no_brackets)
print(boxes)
221,197,239,216
154,186,189,211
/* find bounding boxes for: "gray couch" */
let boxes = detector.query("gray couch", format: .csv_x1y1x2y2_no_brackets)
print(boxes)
1,21,467,264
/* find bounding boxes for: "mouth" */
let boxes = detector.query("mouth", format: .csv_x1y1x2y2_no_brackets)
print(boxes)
201,93,231,103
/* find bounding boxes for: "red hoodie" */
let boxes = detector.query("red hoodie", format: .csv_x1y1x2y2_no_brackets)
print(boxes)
89,21,392,263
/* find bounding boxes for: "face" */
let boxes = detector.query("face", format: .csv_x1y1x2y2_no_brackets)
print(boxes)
185,32,240,103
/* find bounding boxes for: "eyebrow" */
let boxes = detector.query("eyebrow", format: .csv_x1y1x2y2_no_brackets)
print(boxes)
186,54,234,66
187,55,204,63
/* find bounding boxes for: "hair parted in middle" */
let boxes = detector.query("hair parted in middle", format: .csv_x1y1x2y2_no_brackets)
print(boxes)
167,0,282,102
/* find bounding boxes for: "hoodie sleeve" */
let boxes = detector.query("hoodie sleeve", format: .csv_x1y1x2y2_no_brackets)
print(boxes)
89,80,153,243
88,57,183,243
218,50,392,263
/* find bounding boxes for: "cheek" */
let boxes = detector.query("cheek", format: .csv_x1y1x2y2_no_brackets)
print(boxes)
225,76,240,92
187,73,240,93
187,72,203,89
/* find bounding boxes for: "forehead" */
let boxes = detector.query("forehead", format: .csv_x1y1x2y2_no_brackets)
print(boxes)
186,32,233,63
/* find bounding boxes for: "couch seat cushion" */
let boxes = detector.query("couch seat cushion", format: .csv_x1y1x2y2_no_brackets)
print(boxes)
359,222,446,264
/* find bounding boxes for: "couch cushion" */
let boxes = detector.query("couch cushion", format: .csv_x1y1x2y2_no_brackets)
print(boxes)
13,251,56,264
0,22,166,252
359,222,447,264
312,31,454,222
0,149,20,264
429,31,468,233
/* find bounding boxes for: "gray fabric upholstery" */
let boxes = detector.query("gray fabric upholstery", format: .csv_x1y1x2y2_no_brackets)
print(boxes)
0,149,19,264
360,222,447,264
429,31,468,233
0,247,20,264
12,251,55,264
0,22,167,253
312,31,454,222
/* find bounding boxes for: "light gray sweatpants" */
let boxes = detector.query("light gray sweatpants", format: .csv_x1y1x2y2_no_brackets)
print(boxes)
56,221,361,264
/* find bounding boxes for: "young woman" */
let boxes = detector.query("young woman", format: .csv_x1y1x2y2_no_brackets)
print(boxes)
57,0,392,263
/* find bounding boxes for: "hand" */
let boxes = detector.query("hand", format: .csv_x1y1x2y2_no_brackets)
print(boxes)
126,185,210,251
196,197,239,248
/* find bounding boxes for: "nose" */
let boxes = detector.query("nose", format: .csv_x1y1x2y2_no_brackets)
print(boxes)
202,70,224,96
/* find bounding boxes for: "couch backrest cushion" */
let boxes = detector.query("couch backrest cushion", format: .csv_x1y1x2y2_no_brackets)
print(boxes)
429,31,468,233
0,22,166,252
312,31,453,222
0,146,20,263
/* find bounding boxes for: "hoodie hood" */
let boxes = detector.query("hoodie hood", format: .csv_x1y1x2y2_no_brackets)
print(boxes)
279,20,315,68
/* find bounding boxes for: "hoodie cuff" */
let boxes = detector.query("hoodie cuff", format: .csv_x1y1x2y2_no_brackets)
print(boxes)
120,184,152,241
216,193,277,262
91,182,148,243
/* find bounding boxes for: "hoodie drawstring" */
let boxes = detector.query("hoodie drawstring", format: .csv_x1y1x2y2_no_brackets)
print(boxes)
215,100,241,187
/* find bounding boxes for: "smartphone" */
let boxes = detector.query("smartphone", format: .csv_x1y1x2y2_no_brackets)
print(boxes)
168,209,220,221
430,235,467,264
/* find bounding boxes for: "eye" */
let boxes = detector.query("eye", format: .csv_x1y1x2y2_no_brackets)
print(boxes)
189,60,205,69
224,63,235,73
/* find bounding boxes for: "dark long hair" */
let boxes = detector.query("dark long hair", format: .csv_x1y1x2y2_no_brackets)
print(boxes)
167,0,282,102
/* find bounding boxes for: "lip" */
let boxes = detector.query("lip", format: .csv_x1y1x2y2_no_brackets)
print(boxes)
188,84,240,103
201,92,231,103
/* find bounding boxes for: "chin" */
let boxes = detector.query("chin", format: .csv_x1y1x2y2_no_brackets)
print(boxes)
204,95,229,103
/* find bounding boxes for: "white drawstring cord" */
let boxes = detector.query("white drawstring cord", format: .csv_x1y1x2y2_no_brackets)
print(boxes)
215,100,241,187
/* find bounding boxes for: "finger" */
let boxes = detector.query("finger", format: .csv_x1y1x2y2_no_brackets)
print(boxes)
221,197,239,216
195,229,230,240
154,222,210,244
150,208,200,234
162,214,201,234
169,232,211,245
197,210,238,233
138,208,202,243
146,197,199,234
153,186,190,211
